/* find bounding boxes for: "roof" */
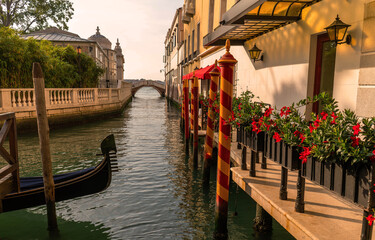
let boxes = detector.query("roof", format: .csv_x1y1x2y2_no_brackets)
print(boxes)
22,27,92,43
203,0,321,46
88,26,112,50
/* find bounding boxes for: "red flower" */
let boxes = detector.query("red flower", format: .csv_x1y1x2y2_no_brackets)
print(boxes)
350,136,360,147
353,123,360,136
367,214,375,226
280,106,291,117
299,147,311,164
309,124,315,133
321,111,328,120
293,130,301,137
314,117,321,128
238,103,242,110
273,132,282,142
224,135,229,140
264,107,273,117
299,134,306,144
331,112,338,124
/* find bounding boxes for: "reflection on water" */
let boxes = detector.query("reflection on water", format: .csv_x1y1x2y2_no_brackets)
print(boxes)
0,87,294,239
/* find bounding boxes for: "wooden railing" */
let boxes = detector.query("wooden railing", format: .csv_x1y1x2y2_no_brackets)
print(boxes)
0,112,20,208
0,84,131,112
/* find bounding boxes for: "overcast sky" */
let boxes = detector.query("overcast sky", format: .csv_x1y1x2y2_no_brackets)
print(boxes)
68,0,183,81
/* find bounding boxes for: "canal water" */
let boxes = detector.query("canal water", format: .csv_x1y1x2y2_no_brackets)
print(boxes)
0,87,294,240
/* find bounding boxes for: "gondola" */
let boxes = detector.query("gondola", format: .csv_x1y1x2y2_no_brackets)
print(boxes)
1,134,117,212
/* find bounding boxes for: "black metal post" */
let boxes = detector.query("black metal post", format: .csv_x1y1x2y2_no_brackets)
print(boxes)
241,146,247,170
260,150,267,169
279,167,288,200
295,169,305,213
250,150,256,177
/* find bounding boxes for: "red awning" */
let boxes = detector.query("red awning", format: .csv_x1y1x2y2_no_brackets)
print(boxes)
195,64,221,79
182,72,193,80
182,64,221,80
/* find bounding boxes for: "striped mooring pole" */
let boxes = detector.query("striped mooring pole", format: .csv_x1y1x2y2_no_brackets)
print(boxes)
181,85,185,131
203,60,220,183
193,71,199,165
190,78,194,141
214,40,237,239
183,78,190,154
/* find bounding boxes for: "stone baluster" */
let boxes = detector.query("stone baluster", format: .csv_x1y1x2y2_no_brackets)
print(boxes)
0,89,12,110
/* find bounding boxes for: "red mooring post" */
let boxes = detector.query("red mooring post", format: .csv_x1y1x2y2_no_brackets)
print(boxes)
190,78,194,140
193,71,199,165
214,40,237,239
203,60,220,184
184,78,190,154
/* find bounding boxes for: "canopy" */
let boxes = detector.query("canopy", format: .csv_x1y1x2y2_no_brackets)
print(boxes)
182,64,221,80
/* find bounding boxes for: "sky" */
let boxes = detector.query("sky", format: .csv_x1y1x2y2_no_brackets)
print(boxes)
68,0,183,81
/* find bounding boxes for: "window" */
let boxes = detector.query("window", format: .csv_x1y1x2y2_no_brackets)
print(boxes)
208,0,215,33
188,35,190,57
197,23,200,54
192,30,195,54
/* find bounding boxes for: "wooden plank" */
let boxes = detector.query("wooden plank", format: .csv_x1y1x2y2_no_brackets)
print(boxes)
0,112,15,122
0,164,17,180
0,145,15,164
8,118,19,192
0,119,12,146
0,173,14,212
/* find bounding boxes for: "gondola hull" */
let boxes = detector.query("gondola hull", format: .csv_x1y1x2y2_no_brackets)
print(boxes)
1,135,116,213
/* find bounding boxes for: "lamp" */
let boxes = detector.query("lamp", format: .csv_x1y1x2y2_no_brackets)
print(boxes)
77,46,82,54
249,44,263,62
324,15,351,46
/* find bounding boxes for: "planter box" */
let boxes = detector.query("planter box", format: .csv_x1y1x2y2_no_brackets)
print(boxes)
314,160,324,185
264,133,273,159
356,165,371,208
252,131,265,152
344,167,356,203
272,138,278,163
286,145,301,171
281,142,288,167
275,140,283,164
333,163,344,196
245,129,251,148
323,162,333,190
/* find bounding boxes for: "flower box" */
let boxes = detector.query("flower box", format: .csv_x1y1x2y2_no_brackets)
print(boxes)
322,162,333,190
264,133,273,160
314,160,324,185
286,145,301,171
252,131,265,152
356,165,371,208
275,140,283,164
333,163,344,196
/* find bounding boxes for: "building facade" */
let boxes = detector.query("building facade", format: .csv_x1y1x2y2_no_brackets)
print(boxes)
23,27,125,88
165,0,375,118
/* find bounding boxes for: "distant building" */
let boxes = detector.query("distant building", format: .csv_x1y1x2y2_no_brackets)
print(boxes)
22,27,125,88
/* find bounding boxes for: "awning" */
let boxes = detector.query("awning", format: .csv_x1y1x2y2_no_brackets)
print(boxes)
182,72,193,80
203,0,320,46
195,64,221,79
182,64,221,80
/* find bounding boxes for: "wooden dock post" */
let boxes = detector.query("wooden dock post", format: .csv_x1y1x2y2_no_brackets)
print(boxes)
33,63,58,231
214,40,237,239
193,70,199,166
203,62,220,184
183,78,190,154
253,203,272,232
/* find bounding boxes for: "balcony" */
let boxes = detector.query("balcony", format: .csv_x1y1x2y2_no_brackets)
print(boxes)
182,0,195,24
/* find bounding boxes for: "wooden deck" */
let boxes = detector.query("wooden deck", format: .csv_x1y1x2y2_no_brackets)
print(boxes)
214,134,373,240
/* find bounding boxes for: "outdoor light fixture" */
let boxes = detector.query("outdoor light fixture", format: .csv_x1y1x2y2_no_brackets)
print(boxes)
249,44,263,62
325,15,351,46
77,46,82,54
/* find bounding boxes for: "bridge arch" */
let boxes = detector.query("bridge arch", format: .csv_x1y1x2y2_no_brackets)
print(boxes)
131,80,165,97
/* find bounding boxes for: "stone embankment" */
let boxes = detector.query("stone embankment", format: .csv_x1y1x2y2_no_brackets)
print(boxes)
0,82,132,131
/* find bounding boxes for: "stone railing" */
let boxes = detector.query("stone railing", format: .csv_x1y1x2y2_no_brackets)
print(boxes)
0,83,132,113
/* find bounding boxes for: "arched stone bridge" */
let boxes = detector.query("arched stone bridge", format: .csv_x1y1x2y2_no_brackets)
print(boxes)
131,80,165,97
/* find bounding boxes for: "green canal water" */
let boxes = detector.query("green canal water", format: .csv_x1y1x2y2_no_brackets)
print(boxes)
0,87,295,240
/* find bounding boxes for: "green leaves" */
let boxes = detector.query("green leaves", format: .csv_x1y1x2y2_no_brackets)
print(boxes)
0,0,74,33
0,27,103,88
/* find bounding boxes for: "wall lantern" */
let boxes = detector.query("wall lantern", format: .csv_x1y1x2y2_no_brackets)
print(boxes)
249,44,263,62
324,15,351,46
76,46,82,54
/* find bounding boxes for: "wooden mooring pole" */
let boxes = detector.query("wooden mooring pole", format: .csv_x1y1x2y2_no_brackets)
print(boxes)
203,62,220,184
214,40,237,239
33,63,58,232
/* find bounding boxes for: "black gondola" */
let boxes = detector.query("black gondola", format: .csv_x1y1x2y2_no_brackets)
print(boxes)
1,134,117,212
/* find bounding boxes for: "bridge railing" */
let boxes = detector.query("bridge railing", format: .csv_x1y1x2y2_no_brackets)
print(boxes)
0,84,132,112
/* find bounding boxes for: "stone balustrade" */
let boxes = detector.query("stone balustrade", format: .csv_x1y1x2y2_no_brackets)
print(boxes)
0,82,132,131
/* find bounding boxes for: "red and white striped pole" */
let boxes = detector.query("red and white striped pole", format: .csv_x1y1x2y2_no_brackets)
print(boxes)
183,78,190,154
193,70,199,165
214,40,237,238
203,60,220,183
